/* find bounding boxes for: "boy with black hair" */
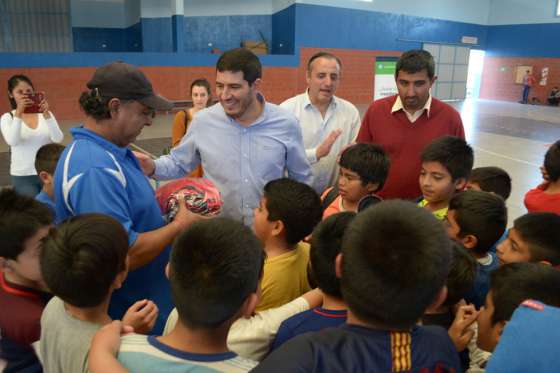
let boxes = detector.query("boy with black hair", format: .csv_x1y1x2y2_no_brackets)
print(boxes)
467,166,512,201
322,143,389,219
496,212,560,266
0,188,53,372
422,241,477,329
476,263,560,353
255,200,462,372
254,178,323,311
446,190,507,309
525,139,560,214
34,142,65,217
419,135,474,219
111,218,263,372
270,212,355,351
40,213,158,373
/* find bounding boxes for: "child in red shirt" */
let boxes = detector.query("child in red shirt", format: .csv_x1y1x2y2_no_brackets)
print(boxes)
524,140,560,214
0,189,53,372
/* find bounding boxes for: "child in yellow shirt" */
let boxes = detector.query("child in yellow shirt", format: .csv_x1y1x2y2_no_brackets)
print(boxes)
253,178,323,312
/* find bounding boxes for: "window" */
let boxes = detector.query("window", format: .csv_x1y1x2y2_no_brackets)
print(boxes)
557,0,560,16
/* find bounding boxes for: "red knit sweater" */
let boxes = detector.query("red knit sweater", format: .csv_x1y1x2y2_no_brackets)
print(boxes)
357,95,465,200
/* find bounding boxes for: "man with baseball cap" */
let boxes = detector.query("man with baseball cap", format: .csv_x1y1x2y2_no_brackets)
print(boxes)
53,61,199,333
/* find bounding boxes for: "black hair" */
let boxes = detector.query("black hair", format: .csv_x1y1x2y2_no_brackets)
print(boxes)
339,143,390,190
78,90,112,120
35,143,65,175
544,140,560,182
307,52,342,71
190,78,212,107
421,136,474,181
513,212,560,265
468,166,512,200
216,48,261,85
7,74,34,110
395,50,436,80
448,190,507,255
444,241,477,306
170,218,264,328
0,188,53,259
263,178,323,246
341,200,451,329
490,262,560,325
40,214,129,307
309,212,356,298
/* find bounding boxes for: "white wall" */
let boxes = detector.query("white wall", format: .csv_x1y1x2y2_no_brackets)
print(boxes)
295,0,491,25
488,0,560,25
71,0,129,28
183,0,274,16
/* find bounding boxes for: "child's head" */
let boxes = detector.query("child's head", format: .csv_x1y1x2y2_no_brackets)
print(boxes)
35,143,65,196
340,200,451,329
544,140,560,183
467,166,512,200
41,213,129,307
169,218,264,328
0,189,53,286
253,178,322,246
420,136,474,204
309,211,355,299
443,242,477,307
446,190,507,256
497,212,560,266
337,143,390,203
477,262,560,352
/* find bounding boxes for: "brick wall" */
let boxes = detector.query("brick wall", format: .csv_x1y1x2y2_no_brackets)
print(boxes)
480,57,560,103
0,48,402,120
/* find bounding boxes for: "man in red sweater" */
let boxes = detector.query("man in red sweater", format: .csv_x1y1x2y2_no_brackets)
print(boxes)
357,49,465,200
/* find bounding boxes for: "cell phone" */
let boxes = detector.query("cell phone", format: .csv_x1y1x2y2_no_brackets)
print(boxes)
24,92,45,114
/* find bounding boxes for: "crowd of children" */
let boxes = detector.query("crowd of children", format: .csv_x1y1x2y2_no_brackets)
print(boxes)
2,121,560,372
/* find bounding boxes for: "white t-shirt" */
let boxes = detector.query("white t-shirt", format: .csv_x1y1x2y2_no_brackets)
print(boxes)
164,297,310,361
0,111,63,176
118,334,257,373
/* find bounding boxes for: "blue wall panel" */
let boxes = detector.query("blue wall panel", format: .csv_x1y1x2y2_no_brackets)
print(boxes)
294,4,487,51
486,23,560,57
183,15,271,53
272,5,295,55
141,17,173,52
73,23,142,52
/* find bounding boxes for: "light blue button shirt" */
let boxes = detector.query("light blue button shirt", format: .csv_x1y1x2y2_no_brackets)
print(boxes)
153,98,313,225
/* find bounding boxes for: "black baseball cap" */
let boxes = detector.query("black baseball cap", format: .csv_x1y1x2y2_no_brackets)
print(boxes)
87,61,173,111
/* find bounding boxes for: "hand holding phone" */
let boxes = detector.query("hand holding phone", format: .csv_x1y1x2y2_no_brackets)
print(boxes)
23,92,45,114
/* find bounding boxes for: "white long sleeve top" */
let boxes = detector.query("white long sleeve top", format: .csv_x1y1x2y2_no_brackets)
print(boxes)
1,111,64,176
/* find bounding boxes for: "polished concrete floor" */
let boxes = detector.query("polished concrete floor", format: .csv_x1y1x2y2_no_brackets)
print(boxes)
1,98,558,226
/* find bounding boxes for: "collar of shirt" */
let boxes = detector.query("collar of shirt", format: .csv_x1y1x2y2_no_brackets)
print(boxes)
71,127,131,160
391,94,432,123
303,89,338,111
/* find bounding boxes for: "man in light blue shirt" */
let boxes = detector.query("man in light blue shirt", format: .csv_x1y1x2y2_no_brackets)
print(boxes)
136,48,312,225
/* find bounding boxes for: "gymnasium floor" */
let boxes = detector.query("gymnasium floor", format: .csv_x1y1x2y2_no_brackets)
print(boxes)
1,98,558,227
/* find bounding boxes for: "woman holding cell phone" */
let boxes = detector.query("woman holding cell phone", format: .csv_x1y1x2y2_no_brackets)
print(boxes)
1,75,63,197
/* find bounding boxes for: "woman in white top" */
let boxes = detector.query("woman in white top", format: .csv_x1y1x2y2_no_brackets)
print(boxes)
1,75,64,197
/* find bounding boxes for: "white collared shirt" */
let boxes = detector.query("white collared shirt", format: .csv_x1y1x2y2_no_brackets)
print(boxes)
391,95,433,123
281,91,360,193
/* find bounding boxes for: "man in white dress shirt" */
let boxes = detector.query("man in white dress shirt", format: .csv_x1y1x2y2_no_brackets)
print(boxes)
281,52,360,194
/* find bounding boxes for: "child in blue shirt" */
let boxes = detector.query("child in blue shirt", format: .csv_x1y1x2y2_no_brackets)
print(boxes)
270,212,355,351
34,143,64,221
445,190,507,309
